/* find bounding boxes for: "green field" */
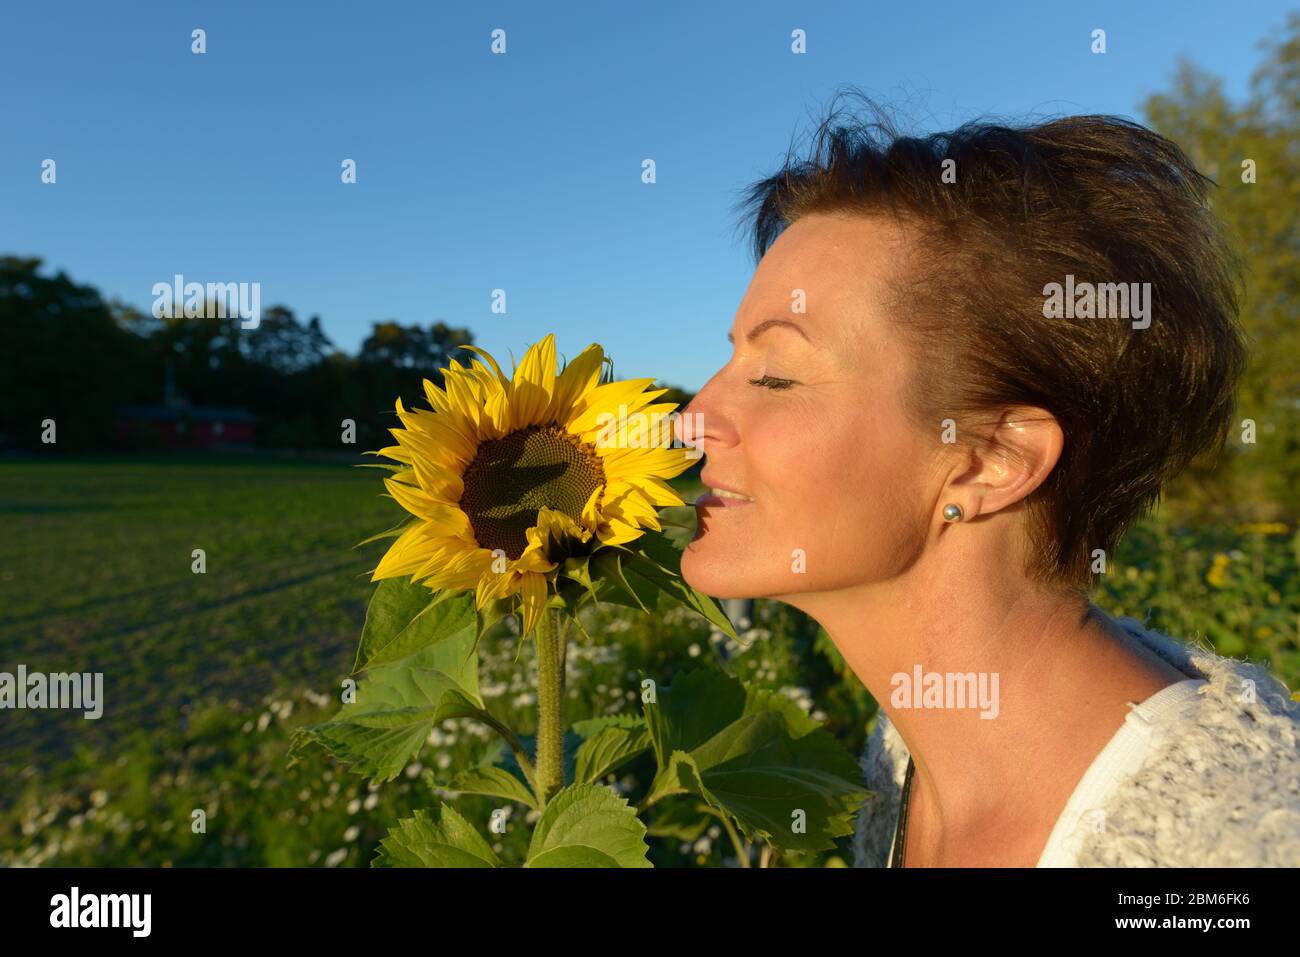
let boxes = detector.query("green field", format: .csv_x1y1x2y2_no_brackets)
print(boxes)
1,456,1296,866
1,455,398,774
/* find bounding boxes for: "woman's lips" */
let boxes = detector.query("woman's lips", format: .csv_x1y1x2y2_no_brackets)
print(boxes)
695,488,755,508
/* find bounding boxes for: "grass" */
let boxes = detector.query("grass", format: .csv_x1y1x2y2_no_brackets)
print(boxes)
0,454,398,779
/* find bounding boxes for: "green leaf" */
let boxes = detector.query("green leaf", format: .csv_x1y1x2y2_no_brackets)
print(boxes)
445,766,541,811
643,668,746,767
589,547,656,612
374,804,502,867
654,505,700,547
353,462,411,474
474,596,512,643
630,527,686,571
524,783,651,867
353,578,470,673
574,723,652,785
292,595,484,783
571,713,646,738
625,532,739,640
354,516,418,547
743,685,823,739
644,796,713,841
643,668,868,854
673,710,864,851
561,554,600,606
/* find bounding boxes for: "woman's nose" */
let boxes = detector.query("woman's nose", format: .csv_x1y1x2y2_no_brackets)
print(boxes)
675,385,732,455
674,397,706,454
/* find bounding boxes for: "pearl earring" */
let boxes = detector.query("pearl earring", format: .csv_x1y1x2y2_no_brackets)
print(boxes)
942,503,963,522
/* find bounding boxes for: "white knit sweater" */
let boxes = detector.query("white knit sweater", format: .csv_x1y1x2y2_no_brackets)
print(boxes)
851,616,1300,867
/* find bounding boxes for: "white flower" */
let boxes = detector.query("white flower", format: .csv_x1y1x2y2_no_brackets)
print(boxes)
306,690,331,708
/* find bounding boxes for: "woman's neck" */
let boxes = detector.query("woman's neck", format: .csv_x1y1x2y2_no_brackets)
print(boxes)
782,540,1189,848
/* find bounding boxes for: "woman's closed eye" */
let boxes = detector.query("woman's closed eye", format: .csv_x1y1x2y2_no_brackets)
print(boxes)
748,373,797,391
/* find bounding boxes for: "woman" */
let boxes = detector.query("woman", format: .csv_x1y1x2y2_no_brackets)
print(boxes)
676,98,1300,867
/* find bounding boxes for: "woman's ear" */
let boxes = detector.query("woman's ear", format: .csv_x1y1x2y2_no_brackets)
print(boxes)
941,407,1063,520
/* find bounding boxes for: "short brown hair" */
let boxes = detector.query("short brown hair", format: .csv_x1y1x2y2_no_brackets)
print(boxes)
733,93,1248,590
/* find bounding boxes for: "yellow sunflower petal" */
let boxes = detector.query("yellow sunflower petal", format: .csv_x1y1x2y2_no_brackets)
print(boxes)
600,445,695,481
518,572,548,637
422,378,453,414
511,507,580,574
533,505,587,539
476,566,522,607
596,514,644,547
512,539,558,576
457,344,510,389
441,366,489,431
621,475,684,507
509,334,558,428
394,404,477,463
384,478,472,536
414,547,495,591
551,344,606,422
580,485,604,532
568,380,667,434
372,524,441,580
481,386,510,437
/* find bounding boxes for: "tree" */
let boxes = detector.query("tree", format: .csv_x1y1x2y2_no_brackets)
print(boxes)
240,306,334,376
359,320,473,374
357,321,476,445
1143,13,1300,517
0,258,152,450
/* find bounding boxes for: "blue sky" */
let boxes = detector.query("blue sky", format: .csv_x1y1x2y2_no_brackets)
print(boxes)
3,0,1292,390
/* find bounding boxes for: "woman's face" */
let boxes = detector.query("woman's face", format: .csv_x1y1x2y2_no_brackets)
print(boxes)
678,211,944,602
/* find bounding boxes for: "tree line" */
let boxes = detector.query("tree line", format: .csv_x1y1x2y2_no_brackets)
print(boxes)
0,257,693,454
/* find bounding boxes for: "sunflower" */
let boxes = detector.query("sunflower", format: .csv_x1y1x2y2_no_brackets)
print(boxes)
369,333,693,637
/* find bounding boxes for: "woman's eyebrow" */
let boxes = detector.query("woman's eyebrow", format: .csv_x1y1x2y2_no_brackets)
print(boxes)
726,318,812,345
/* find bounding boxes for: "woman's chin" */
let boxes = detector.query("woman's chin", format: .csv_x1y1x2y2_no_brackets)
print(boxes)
681,541,756,599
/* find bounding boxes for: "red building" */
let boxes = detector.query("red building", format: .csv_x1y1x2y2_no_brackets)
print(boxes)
115,405,256,450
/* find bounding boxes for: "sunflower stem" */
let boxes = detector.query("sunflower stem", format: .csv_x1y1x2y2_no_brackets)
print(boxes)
534,606,567,805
